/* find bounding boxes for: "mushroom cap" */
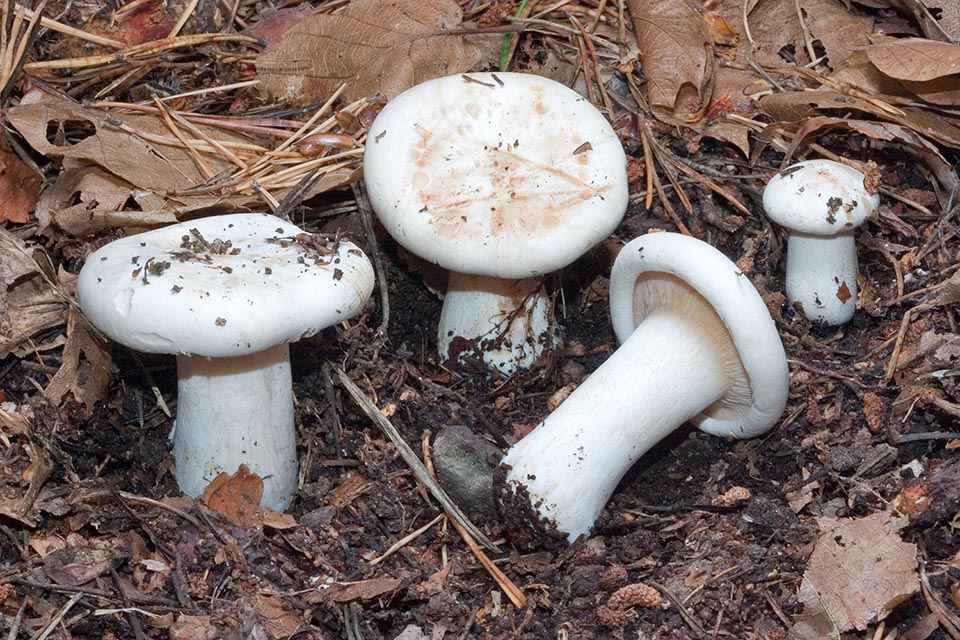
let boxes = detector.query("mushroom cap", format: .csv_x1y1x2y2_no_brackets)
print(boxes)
77,213,374,358
363,72,628,279
609,232,789,439
763,159,879,235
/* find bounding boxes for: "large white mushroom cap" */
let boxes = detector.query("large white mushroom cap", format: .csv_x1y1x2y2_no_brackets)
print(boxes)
763,159,879,235
609,232,789,439
77,213,374,357
363,72,629,278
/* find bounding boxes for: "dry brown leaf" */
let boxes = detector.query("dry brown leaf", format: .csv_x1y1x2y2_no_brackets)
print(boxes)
831,50,922,97
857,37,960,105
900,75,960,106
418,559,455,596
800,0,876,70
798,510,918,632
766,114,960,196
43,308,111,415
0,402,30,437
627,0,714,124
42,546,115,586
200,464,264,529
330,472,370,507
745,0,812,67
34,166,177,237
7,97,231,192
262,507,297,530
0,142,41,224
250,594,302,639
866,37,960,81
0,228,69,358
169,615,219,640
875,0,959,42
241,5,319,53
256,0,498,104
6,93,261,234
303,577,403,603
702,61,769,155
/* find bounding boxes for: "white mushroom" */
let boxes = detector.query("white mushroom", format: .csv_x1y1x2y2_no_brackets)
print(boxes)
496,232,789,545
77,213,374,510
363,72,628,374
762,159,879,325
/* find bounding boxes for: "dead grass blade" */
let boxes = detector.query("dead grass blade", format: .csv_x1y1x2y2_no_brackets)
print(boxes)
24,33,259,71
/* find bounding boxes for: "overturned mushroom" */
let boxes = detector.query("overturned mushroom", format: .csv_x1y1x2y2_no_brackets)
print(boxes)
77,213,374,510
496,232,789,546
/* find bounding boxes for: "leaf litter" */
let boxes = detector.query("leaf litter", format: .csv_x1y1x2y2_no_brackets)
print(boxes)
0,0,959,638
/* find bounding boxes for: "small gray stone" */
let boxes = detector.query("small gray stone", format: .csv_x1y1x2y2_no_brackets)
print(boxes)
432,424,500,520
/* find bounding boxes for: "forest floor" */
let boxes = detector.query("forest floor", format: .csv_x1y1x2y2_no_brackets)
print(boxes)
2,0,960,638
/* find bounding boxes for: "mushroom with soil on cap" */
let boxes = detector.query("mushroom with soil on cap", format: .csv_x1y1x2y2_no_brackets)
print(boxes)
495,232,789,546
77,213,375,510
363,72,628,374
762,159,880,325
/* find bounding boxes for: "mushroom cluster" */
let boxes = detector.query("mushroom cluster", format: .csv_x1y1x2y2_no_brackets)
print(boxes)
364,72,629,374
74,68,879,550
77,213,374,510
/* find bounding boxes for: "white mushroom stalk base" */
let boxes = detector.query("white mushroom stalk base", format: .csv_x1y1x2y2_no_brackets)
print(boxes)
437,272,556,375
785,232,858,325
498,308,734,543
172,343,298,510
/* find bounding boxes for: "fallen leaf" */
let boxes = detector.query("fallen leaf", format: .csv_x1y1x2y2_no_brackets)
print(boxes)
34,166,176,237
7,96,237,192
304,577,403,603
330,472,370,507
200,464,264,529
744,0,815,68
866,37,960,82
0,141,41,223
6,93,262,235
0,228,69,358
256,0,498,104
241,5,319,53
29,534,68,558
799,0,875,70
169,615,219,640
873,0,959,42
798,510,919,632
0,402,30,437
262,508,297,530
43,308,111,415
758,111,960,197
627,0,714,124
250,595,302,639
43,546,115,586
418,560,455,596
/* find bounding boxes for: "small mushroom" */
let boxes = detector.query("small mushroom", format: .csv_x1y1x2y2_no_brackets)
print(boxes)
77,213,374,510
496,232,789,546
762,159,880,325
363,72,628,374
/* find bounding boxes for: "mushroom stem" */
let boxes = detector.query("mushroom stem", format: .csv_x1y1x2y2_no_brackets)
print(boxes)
785,231,858,325
498,303,733,543
172,343,298,510
437,271,556,374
